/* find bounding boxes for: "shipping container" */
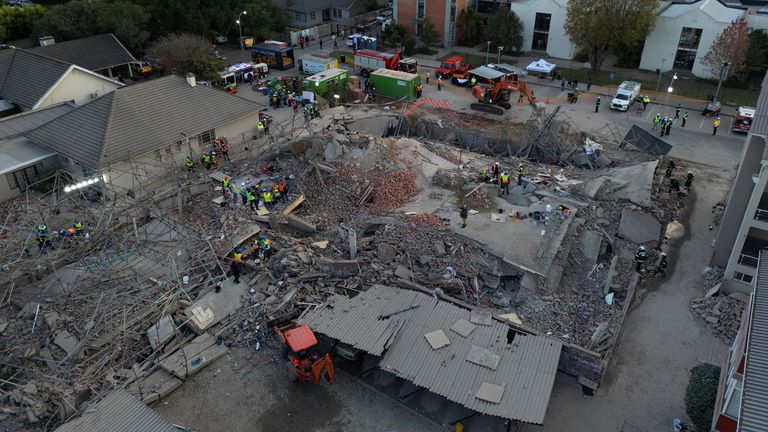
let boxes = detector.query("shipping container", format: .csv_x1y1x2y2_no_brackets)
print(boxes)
299,54,340,75
303,68,349,96
369,68,420,99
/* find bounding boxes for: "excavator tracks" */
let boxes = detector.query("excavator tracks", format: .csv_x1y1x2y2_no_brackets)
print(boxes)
470,103,504,115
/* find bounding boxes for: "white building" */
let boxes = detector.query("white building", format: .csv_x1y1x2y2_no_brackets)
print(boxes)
508,0,573,60
507,0,768,79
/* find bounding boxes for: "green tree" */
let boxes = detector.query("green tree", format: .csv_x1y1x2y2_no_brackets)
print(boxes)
381,22,407,49
148,33,224,81
703,17,749,78
565,0,659,73
0,5,45,42
747,29,768,72
419,17,441,47
32,0,149,52
457,7,484,46
403,35,416,56
485,7,524,53
684,363,720,432
241,0,291,40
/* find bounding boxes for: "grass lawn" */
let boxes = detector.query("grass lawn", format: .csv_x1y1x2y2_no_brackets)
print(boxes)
439,52,518,68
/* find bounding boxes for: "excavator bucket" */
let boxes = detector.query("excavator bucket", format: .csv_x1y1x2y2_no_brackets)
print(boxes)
309,354,336,384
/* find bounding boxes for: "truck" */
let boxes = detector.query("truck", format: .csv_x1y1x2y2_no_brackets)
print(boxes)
300,54,339,75
353,49,417,78
435,56,469,78
610,81,641,111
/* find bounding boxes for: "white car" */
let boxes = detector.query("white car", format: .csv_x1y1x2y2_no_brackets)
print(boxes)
215,34,228,44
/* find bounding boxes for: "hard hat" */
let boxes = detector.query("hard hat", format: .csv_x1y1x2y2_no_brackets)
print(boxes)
38,224,46,231
717,117,720,120
504,171,508,175
74,219,80,223
688,170,693,174
223,175,229,179
518,163,523,167
639,245,646,250
661,252,667,256
495,162,500,165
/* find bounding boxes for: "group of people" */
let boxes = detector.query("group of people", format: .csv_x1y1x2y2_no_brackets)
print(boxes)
634,245,668,277
652,107,690,137
220,173,291,211
226,235,272,283
478,161,525,196
663,159,695,194
31,220,85,255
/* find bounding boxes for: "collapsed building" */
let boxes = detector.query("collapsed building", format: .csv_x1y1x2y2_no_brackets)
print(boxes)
0,99,691,429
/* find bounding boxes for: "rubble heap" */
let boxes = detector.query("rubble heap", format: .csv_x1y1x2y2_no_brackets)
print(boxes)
690,296,746,344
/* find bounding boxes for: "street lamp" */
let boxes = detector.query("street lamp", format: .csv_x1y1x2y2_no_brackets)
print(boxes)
497,46,504,65
236,10,247,58
486,41,490,64
664,73,677,105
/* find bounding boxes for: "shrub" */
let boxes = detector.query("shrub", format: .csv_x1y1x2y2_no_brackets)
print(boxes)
684,363,721,432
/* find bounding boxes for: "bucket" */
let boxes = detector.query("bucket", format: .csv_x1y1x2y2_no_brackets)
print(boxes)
545,204,553,212
533,211,541,220
182,275,189,284
498,208,503,214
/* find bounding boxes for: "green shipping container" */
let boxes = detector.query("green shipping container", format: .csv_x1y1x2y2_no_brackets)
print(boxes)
303,68,349,95
369,68,420,99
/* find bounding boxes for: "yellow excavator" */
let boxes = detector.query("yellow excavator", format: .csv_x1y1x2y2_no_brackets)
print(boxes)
470,77,536,115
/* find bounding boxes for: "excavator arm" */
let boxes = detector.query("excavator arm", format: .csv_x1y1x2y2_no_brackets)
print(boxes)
470,79,536,115
308,353,336,384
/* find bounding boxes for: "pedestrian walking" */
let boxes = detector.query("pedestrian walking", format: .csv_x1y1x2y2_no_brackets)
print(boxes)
319,39,323,49
299,36,305,50
634,245,649,272
665,119,672,136
594,96,600,113
642,95,650,111
586,80,592,91
652,113,661,130
459,205,468,228
560,79,565,92
332,34,338,49
437,77,442,91
424,72,430,84
674,103,681,119
713,117,721,135
681,111,688,127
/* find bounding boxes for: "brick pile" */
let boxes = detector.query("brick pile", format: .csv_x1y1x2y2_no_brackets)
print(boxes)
407,213,446,227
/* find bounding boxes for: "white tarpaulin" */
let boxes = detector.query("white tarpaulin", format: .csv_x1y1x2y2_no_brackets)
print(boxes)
525,59,556,73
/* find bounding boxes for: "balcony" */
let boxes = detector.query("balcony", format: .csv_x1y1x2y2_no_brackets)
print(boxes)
755,208,768,223
738,252,759,268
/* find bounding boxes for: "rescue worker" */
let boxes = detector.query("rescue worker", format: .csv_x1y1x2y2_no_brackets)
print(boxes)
35,224,51,253
669,178,681,193
517,163,524,186
674,103,682,119
460,204,468,228
257,236,271,260
257,121,265,135
642,95,650,111
262,188,273,207
230,248,244,284
684,171,694,189
654,252,668,277
416,83,423,98
652,113,661,131
219,137,230,161
594,96,600,113
479,167,490,183
73,219,83,236
665,117,672,136
470,76,476,86
681,111,688,128
634,245,649,272
185,156,194,172
664,159,676,177
499,171,510,196
491,162,501,182
424,72,429,84
245,187,257,211
201,152,212,170
713,117,721,135
277,180,288,202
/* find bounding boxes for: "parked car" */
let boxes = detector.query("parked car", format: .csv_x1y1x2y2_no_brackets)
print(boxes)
215,34,228,44
610,81,641,111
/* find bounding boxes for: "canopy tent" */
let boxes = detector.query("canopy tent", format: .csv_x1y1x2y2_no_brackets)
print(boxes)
525,59,557,74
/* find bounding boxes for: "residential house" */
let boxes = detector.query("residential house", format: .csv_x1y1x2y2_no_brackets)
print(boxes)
274,0,370,28
394,0,469,46
27,34,137,80
0,48,123,112
24,75,265,200
711,251,768,432
712,73,768,293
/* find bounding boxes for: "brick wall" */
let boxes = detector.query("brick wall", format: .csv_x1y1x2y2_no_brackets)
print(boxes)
396,0,418,35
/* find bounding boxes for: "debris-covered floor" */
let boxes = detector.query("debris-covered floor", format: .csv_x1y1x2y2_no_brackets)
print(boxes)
0,104,702,429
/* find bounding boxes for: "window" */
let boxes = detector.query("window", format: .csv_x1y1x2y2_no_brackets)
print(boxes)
675,27,703,70
532,13,552,51
724,378,743,418
417,0,425,19
7,163,44,190
450,0,457,21
175,141,182,152
198,129,215,147
734,271,754,284
310,11,316,21
332,8,337,18
295,11,302,21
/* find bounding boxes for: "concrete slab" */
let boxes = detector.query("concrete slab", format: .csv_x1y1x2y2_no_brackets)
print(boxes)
424,329,451,350
159,333,229,379
580,230,602,266
618,208,662,244
126,368,183,404
584,161,658,207
44,312,59,329
470,309,493,326
450,319,476,337
476,382,505,404
466,345,500,370
345,115,398,136
54,330,79,356
183,278,249,333
147,315,176,349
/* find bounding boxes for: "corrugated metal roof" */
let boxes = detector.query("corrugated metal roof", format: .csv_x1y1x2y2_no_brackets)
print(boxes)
0,102,74,140
751,72,768,136
0,49,72,110
54,388,179,432
301,285,562,424
739,254,768,431
27,34,136,71
0,136,55,175
26,75,265,168
470,66,505,80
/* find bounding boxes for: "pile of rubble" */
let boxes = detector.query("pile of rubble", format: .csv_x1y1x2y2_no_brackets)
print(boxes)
690,295,746,344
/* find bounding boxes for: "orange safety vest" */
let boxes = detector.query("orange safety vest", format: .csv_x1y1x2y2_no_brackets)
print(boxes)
500,174,510,185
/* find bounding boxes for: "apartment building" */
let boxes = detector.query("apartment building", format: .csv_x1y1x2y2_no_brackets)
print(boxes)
394,0,469,46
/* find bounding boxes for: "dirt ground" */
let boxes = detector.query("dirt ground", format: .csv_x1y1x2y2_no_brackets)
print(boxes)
521,164,731,432
153,347,448,432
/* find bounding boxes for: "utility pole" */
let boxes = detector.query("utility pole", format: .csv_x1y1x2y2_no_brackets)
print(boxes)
655,58,665,96
713,61,730,104
236,10,247,61
497,46,504,64
485,41,490,64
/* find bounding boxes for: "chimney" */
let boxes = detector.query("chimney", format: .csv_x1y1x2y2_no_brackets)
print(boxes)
185,72,196,88
39,36,55,47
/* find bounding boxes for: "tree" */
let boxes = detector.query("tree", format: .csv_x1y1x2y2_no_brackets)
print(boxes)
380,22,407,49
241,0,291,40
0,5,45,42
32,0,149,52
565,0,658,73
485,7,524,53
747,29,768,73
457,7,485,46
684,363,720,432
419,17,440,47
703,17,749,78
148,33,224,81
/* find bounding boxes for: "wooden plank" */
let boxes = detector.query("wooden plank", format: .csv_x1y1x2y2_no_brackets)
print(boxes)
256,207,270,216
281,194,306,216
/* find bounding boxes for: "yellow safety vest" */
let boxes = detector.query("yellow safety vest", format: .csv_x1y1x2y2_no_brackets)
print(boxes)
263,191,272,203
500,174,510,184
233,252,243,261
714,119,721,127
222,178,229,188
258,122,264,130
517,167,524,175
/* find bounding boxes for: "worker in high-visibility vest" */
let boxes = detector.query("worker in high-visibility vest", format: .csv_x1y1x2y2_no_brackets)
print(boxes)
245,187,257,211
499,172,510,196
713,117,721,135
516,164,524,186
262,188,273,207
222,176,230,198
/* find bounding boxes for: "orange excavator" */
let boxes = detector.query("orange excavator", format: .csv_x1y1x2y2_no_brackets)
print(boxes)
272,316,336,385
470,77,536,115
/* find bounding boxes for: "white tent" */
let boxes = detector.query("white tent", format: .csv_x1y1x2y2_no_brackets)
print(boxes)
525,59,557,74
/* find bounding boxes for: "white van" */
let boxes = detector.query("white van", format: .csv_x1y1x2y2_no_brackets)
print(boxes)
610,81,641,111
